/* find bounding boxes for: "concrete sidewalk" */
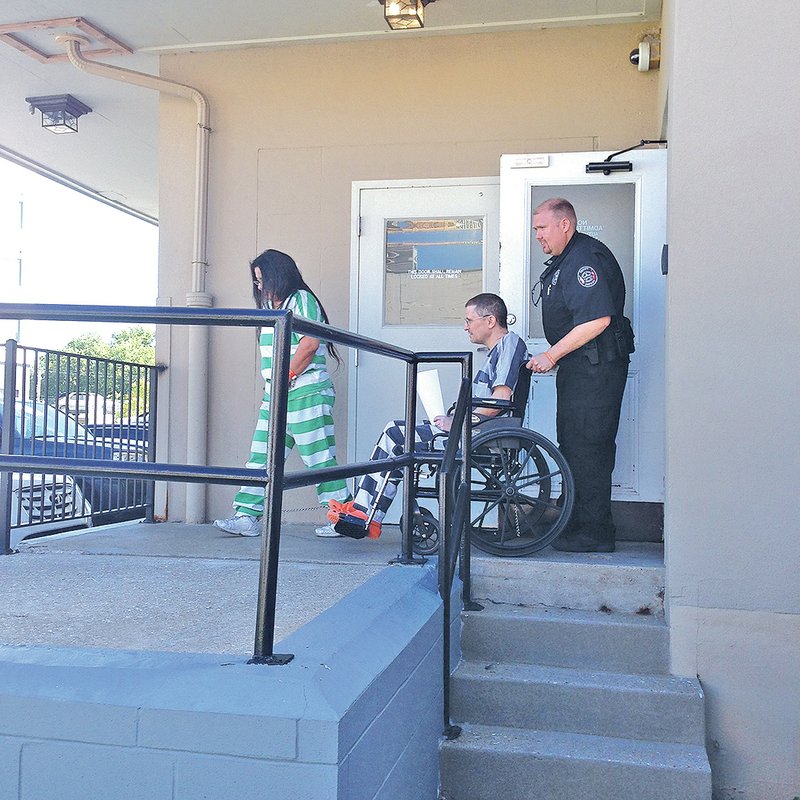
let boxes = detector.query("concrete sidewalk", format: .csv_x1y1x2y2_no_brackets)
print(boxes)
0,520,406,657
0,520,664,658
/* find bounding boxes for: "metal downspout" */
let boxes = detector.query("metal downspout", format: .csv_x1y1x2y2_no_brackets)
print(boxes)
58,35,212,523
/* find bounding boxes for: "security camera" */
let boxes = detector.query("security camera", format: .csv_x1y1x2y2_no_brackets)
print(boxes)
629,41,651,71
630,39,660,72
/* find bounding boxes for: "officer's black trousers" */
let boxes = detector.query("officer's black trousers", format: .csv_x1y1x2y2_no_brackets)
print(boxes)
555,354,628,544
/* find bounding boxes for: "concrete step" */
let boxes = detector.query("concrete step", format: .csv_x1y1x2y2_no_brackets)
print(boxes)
469,543,664,615
461,604,669,674
439,724,712,800
451,659,705,745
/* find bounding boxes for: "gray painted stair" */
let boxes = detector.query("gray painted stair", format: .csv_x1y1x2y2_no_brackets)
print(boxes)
462,604,669,674
440,725,711,800
451,660,705,744
440,547,711,800
469,544,666,615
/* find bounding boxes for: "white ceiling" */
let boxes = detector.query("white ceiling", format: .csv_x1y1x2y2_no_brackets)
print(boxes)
0,1,662,222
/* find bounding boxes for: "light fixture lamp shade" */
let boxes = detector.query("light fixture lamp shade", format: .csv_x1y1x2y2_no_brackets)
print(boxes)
381,0,428,30
25,94,92,134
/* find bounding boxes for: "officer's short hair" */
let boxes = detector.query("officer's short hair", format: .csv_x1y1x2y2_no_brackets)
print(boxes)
465,293,509,329
534,198,577,228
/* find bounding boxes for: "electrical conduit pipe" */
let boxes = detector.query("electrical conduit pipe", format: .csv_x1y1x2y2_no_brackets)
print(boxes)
57,34,212,523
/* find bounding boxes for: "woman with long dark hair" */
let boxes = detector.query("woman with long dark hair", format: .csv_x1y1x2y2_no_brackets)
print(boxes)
214,249,350,537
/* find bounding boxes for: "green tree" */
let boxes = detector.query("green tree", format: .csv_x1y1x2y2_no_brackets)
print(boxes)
61,333,111,360
108,327,155,365
35,326,156,419
65,326,154,365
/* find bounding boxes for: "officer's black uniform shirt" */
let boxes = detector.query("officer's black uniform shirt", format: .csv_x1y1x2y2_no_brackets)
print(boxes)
538,231,626,346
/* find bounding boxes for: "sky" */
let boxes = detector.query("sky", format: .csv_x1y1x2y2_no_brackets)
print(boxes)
0,158,158,350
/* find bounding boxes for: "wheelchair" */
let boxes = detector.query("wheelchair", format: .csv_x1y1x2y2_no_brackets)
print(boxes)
404,363,575,558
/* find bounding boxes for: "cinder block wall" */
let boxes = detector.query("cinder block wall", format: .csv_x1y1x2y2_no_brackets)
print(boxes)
0,564,451,799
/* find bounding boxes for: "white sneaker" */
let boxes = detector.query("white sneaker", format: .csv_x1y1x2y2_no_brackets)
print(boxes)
315,522,343,538
213,514,261,537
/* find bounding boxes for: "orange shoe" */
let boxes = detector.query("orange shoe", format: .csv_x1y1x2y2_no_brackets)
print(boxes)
326,499,353,521
327,500,382,540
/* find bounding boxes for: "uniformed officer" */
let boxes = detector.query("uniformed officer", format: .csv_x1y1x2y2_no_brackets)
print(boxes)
527,198,634,553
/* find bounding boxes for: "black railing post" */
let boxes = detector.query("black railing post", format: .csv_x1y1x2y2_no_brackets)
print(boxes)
441,466,459,740
144,363,161,523
250,313,294,665
396,359,422,564
438,376,471,740
1,340,18,555
459,354,481,612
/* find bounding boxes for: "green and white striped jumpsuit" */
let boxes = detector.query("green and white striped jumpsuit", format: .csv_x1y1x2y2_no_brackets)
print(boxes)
231,289,350,516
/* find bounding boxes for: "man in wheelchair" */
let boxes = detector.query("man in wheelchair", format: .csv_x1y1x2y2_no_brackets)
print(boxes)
327,293,529,540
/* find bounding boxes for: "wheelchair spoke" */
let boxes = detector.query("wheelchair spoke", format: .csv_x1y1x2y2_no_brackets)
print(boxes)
498,448,519,482
501,448,529,481
514,443,539,475
467,428,574,557
527,497,561,512
472,459,503,489
470,495,503,528
514,468,563,491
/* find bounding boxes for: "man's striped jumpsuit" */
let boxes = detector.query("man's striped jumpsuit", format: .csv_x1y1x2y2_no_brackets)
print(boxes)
351,330,529,524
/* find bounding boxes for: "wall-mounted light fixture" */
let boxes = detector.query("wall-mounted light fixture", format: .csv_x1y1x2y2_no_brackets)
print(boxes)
378,0,437,31
25,93,92,133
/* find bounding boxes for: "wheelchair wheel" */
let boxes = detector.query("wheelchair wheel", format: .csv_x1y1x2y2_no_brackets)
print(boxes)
403,507,440,556
468,427,573,557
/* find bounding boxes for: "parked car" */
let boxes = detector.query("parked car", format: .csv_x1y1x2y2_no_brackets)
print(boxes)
57,392,114,426
0,395,147,525
8,473,92,549
86,414,149,460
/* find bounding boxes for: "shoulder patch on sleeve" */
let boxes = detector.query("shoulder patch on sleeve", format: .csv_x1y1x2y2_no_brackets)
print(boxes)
577,266,598,288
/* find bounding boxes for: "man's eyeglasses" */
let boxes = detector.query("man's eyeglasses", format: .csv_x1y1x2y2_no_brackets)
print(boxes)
464,314,493,327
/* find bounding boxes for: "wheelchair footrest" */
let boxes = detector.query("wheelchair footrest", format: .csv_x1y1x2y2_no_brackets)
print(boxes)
333,513,381,540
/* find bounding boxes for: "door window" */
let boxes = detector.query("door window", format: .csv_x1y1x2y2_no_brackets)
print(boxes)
528,184,635,338
383,216,485,325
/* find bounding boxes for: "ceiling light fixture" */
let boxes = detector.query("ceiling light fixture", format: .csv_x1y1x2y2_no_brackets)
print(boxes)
378,0,437,31
25,93,92,134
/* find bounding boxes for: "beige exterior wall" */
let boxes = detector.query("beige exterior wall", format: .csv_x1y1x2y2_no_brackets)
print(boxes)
153,10,800,798
664,1,800,797
156,24,660,523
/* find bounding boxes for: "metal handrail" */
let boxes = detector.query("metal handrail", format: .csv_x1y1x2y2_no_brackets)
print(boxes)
440,377,471,477
437,378,468,738
0,303,419,361
0,351,16,557
0,453,409,487
434,376,475,739
0,302,476,699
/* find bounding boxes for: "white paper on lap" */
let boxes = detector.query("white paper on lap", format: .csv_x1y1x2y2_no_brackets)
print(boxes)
417,369,445,421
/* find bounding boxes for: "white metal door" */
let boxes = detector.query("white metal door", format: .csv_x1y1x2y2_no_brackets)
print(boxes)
349,179,500,518
499,150,667,502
